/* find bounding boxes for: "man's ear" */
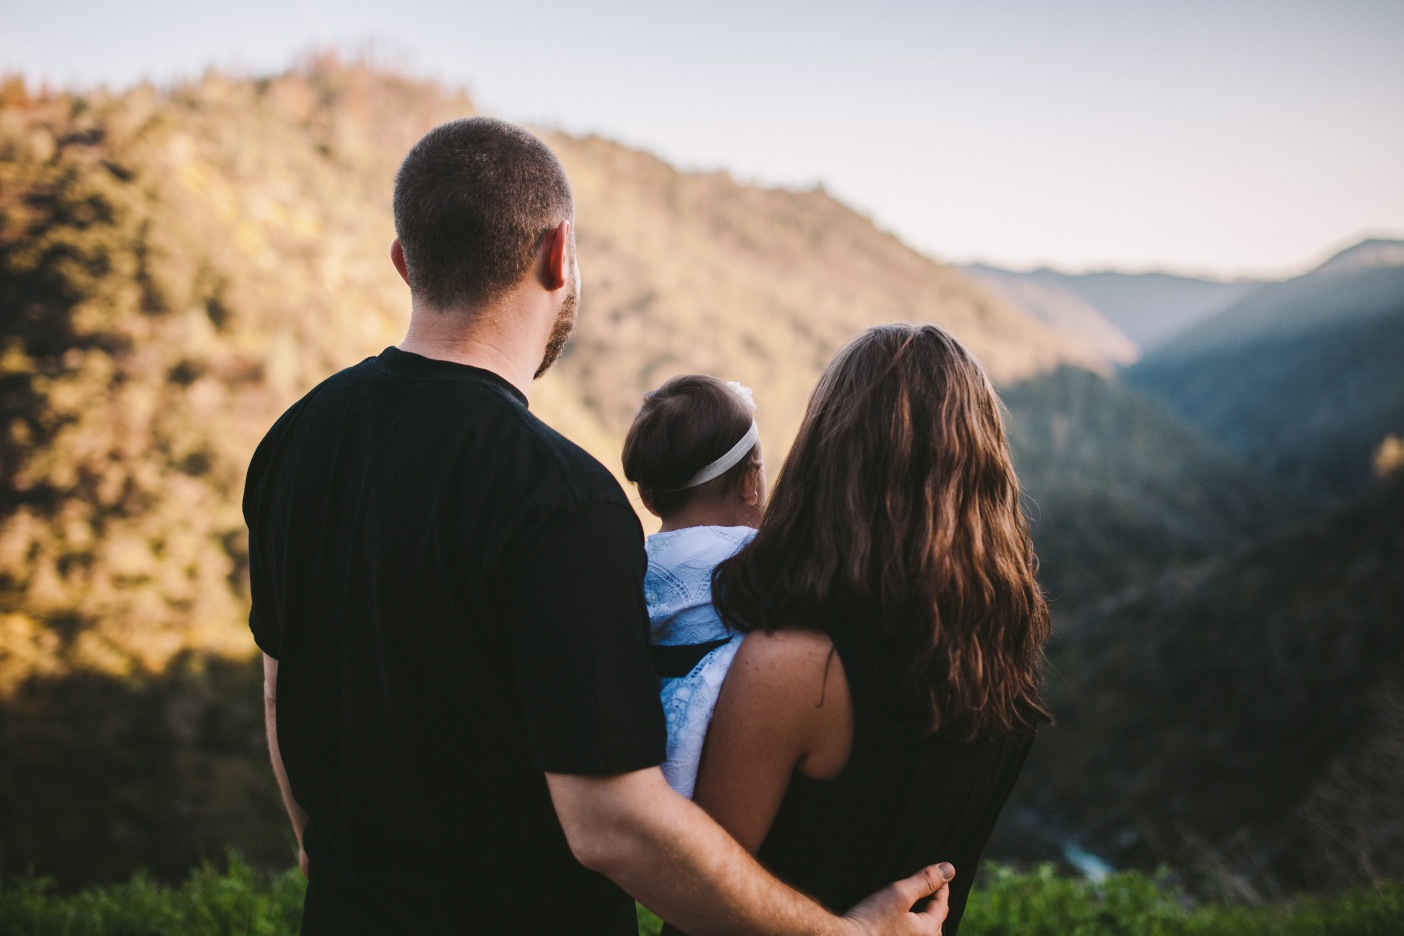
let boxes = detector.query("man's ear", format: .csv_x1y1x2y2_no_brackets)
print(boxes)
540,220,571,291
390,238,410,286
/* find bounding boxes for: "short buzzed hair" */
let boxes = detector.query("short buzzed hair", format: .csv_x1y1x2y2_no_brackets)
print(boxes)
393,118,574,311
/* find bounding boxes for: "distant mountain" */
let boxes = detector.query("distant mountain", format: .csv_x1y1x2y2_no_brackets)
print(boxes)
1127,238,1404,499
1013,472,1404,893
964,266,1138,368
1311,237,1404,277
967,264,1266,352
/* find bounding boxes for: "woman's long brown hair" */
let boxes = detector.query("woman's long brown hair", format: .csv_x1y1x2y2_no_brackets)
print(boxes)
714,324,1051,740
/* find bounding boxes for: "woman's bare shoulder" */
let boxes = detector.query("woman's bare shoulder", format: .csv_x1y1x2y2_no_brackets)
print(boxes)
736,626,835,660
729,628,852,778
733,628,839,696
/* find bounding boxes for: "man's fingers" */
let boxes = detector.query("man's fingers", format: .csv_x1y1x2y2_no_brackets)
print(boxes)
892,862,955,907
842,861,954,934
917,878,950,917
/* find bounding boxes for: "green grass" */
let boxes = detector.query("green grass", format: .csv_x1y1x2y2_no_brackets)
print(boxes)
962,864,1404,936
3,860,1400,935
0,856,306,936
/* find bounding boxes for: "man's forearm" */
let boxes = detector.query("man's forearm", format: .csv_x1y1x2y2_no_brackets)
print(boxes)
615,796,846,935
549,769,848,936
262,654,308,854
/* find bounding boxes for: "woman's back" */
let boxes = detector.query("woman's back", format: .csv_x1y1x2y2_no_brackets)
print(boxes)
757,620,1033,934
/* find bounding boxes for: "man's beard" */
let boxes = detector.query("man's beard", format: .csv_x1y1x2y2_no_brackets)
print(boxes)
534,274,578,380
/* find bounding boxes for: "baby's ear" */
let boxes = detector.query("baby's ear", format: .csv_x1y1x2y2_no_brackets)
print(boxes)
741,464,762,506
638,487,662,518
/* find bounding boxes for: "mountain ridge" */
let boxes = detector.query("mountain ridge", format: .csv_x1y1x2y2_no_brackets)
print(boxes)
1127,238,1404,499
965,263,1268,353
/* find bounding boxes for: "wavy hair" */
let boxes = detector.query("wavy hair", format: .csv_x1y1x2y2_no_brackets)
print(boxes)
714,324,1051,740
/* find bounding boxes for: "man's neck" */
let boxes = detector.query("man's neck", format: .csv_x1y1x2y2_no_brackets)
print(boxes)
398,300,546,399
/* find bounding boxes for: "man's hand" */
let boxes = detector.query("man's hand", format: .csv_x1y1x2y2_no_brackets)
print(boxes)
843,863,954,936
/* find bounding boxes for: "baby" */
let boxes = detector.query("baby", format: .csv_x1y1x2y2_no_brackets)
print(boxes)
622,375,766,798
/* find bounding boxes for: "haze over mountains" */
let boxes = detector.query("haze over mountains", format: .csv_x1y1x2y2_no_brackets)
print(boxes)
965,263,1266,355
980,239,1404,502
1,62,1401,895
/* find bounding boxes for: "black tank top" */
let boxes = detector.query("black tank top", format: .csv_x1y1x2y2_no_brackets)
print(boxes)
754,619,1034,934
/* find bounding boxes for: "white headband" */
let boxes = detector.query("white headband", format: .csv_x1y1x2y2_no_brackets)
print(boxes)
672,422,760,490
656,380,759,492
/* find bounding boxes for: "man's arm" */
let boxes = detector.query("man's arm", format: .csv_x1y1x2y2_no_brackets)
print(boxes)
263,653,310,876
547,768,953,936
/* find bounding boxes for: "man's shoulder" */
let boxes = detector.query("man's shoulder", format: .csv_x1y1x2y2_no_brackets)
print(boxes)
244,357,377,502
511,409,632,511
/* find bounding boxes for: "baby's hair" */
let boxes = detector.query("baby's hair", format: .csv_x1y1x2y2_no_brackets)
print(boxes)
623,375,760,517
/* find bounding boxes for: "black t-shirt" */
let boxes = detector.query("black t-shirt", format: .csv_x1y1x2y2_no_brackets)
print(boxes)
244,347,666,935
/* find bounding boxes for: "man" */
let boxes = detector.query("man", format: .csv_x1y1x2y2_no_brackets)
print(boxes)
245,117,953,935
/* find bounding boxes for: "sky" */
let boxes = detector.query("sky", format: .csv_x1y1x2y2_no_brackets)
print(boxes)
3,0,1402,279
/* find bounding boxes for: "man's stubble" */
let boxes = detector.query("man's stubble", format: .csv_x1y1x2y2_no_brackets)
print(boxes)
534,259,579,380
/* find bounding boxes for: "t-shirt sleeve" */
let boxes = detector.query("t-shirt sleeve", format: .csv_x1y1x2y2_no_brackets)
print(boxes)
505,501,666,775
246,528,280,659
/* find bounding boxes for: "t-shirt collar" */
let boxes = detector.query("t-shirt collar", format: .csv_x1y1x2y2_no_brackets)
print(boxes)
374,346,529,407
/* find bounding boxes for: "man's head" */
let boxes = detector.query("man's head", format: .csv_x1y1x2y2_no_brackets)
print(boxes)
393,117,575,315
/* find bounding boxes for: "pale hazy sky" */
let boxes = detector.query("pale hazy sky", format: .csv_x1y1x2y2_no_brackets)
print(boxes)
3,0,1402,278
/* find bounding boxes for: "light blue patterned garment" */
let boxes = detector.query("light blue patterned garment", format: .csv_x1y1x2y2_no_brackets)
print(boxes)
644,525,756,798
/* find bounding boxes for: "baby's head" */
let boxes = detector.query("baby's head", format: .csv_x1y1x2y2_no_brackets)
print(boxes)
623,375,766,529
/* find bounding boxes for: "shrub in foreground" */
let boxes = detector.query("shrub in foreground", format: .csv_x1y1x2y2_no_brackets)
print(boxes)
3,859,1402,935
0,856,305,936
963,864,1404,936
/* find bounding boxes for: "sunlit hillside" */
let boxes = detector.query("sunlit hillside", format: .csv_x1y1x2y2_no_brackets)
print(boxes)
550,135,1109,454
1,63,470,688
0,61,1097,692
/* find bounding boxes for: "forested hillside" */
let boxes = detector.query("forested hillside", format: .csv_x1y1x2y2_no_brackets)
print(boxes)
1001,367,1301,608
1013,473,1404,894
1,64,469,689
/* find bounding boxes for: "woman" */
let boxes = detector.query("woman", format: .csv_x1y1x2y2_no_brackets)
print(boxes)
677,324,1051,934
